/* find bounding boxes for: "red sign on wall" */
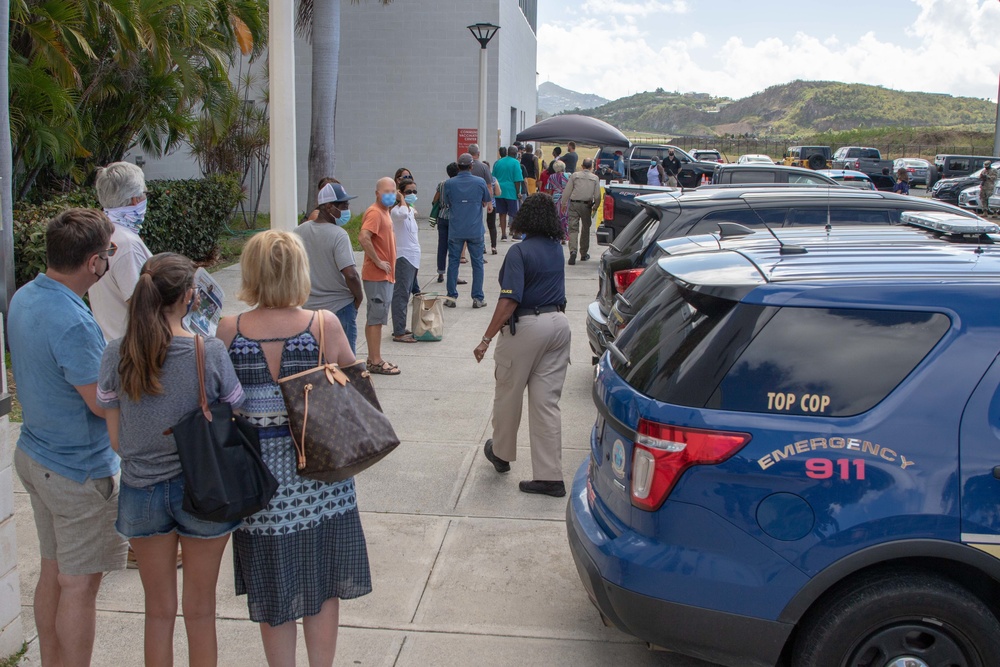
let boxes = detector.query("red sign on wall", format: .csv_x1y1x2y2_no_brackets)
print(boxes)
457,129,479,161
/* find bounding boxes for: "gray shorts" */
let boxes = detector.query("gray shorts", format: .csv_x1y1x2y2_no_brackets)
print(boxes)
364,280,393,326
15,448,128,575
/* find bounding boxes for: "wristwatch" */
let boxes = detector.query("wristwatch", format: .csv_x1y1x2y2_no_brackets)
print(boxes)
481,335,492,344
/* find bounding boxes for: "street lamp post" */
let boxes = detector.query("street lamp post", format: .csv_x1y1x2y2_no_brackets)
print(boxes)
468,23,500,158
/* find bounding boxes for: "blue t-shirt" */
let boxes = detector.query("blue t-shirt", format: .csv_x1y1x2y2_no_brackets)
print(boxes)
442,171,491,241
498,235,567,309
8,274,118,482
493,156,525,200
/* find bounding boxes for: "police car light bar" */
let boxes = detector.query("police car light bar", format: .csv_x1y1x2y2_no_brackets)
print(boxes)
901,211,1000,236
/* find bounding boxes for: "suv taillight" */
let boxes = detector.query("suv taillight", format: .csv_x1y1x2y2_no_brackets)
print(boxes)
853,159,861,169
631,420,750,511
613,268,644,293
603,195,614,221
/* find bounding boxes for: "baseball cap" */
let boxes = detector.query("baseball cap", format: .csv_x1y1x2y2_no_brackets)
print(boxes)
317,182,356,205
457,153,474,166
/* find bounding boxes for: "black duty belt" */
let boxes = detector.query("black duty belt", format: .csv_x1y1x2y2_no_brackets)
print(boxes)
514,304,565,317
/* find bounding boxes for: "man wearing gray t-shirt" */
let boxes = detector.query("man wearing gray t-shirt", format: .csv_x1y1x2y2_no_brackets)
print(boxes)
294,182,364,353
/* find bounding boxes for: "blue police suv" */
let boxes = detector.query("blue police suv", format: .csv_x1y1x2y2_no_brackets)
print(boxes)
568,212,1000,667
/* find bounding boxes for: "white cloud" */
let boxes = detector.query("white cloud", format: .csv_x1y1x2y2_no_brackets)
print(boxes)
580,0,689,17
537,0,1000,102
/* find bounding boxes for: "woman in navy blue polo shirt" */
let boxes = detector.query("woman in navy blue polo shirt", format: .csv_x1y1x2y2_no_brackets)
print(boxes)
473,193,572,497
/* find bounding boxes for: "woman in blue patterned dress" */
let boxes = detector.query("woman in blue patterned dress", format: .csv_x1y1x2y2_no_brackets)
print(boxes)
217,230,371,666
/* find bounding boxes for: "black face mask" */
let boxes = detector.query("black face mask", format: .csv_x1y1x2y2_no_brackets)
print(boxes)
95,255,109,279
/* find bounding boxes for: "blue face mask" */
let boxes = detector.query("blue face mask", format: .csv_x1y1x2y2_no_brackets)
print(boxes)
404,194,417,206
380,192,397,208
337,209,351,226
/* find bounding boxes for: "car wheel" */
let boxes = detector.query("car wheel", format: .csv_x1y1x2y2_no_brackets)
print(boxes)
792,570,1000,667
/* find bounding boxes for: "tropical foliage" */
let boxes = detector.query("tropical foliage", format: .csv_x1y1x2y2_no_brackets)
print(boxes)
9,0,267,199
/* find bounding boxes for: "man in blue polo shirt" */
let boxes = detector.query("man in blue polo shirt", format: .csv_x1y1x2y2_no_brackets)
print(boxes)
9,208,128,666
442,153,492,308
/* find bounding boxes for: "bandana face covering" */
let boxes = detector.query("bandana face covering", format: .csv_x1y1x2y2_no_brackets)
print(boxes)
104,198,147,233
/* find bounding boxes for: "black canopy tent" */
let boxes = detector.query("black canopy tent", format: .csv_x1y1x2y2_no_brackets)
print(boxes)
515,114,630,148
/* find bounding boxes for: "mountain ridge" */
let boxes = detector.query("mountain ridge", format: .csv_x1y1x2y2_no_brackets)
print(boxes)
547,80,997,136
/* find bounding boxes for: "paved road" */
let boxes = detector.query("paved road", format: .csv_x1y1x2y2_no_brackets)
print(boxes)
13,223,718,666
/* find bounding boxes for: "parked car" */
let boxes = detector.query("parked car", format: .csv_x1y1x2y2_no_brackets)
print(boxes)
690,149,725,163
831,146,894,176
571,212,1000,667
586,187,976,361
711,164,838,186
816,169,876,190
893,157,931,186
930,168,987,206
928,154,1000,188
958,184,983,211
781,145,832,170
737,153,774,164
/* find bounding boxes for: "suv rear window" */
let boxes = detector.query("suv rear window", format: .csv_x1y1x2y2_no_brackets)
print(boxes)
613,208,674,255
709,307,949,416
612,283,950,417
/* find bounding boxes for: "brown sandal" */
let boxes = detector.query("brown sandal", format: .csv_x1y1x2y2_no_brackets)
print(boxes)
367,359,401,375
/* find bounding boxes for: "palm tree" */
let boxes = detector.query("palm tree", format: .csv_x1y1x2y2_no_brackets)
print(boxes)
297,0,392,210
9,0,267,196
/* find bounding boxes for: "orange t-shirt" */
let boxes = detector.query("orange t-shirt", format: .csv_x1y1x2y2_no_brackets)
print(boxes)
361,204,396,283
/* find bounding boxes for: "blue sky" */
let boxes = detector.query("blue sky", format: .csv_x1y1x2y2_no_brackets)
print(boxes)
537,0,1000,101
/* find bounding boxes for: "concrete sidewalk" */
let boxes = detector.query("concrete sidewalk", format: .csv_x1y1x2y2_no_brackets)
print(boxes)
13,224,716,666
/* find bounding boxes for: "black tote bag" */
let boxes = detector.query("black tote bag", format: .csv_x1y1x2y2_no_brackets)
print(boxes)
169,336,278,522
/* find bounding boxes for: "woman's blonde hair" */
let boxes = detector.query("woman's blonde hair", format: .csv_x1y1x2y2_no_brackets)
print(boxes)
553,160,566,173
238,230,311,308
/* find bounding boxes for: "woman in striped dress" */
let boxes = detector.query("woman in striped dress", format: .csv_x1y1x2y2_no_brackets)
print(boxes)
217,231,371,666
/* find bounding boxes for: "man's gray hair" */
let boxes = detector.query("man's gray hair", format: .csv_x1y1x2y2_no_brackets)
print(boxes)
468,144,481,157
95,161,146,209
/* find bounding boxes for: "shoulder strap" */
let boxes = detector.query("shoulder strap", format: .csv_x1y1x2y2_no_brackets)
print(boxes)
195,335,211,422
316,310,326,367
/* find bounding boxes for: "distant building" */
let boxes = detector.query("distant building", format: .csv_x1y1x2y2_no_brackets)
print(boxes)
134,0,538,217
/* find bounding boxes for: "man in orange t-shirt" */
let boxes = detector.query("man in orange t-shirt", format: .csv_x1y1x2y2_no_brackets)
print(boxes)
359,177,400,375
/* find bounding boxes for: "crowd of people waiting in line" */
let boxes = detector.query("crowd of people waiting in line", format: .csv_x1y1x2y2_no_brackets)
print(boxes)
8,145,585,665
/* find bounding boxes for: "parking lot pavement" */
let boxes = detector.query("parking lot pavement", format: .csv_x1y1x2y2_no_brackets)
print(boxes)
13,224,719,666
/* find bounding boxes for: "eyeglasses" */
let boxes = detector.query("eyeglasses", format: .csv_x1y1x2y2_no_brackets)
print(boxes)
101,241,118,259
404,190,417,195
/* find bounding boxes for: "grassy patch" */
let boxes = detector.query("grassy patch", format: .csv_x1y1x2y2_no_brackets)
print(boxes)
5,353,20,424
0,642,26,667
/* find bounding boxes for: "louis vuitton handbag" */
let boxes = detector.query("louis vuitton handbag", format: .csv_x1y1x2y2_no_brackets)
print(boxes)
277,312,399,482
170,336,278,522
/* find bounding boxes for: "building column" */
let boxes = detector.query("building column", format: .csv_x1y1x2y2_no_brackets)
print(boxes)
269,1,298,231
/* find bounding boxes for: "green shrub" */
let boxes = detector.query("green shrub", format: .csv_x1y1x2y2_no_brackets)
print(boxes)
142,175,243,261
12,175,242,287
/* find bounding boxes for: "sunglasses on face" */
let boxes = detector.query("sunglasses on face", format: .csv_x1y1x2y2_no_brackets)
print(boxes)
101,241,118,259
404,189,417,195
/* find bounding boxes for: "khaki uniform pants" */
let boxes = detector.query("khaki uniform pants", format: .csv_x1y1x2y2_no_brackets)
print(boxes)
568,201,594,256
491,312,572,481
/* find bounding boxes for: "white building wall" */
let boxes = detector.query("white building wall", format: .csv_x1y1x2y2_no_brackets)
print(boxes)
130,0,536,219
495,1,538,151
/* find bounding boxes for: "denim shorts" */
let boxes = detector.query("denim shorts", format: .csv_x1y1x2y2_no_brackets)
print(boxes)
116,474,241,539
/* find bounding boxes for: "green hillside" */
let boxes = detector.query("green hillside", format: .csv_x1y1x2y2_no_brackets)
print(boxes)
577,80,996,137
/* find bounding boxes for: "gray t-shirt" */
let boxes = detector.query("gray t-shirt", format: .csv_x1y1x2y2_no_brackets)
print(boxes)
97,336,245,487
294,220,358,312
